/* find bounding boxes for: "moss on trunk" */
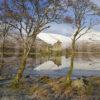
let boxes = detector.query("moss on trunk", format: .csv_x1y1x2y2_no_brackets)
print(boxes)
66,36,76,84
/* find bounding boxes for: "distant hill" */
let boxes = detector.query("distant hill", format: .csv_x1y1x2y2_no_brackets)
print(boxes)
37,32,100,52
37,32,71,49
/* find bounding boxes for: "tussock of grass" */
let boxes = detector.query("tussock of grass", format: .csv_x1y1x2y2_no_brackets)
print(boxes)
38,76,52,84
4,76,100,100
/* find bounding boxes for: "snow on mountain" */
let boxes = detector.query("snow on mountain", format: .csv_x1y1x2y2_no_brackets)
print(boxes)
37,32,57,45
37,32,71,48
37,30,100,49
77,30,100,42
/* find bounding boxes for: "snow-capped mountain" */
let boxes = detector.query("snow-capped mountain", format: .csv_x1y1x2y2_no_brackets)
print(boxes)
37,30,100,49
37,32,71,48
77,30,100,42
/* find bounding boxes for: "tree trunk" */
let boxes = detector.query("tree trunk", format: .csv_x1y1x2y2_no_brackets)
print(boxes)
14,39,34,84
14,46,30,83
0,38,5,75
66,37,76,84
15,55,27,82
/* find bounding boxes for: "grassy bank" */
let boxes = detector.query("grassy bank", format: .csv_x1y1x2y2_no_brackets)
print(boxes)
0,76,100,100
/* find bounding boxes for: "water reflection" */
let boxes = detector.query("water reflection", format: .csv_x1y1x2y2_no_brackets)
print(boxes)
35,53,62,66
30,53,100,77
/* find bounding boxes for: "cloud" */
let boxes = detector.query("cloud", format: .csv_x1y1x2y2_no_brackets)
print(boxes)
91,0,100,7
43,23,74,36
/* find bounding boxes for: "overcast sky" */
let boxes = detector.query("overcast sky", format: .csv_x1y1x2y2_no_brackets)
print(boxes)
91,0,100,7
44,0,100,36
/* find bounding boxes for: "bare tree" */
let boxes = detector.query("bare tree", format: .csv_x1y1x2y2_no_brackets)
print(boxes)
65,0,100,84
3,0,66,83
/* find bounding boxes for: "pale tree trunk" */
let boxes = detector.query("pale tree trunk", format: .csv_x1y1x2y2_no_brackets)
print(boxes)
15,53,27,82
14,40,33,83
0,37,5,75
66,37,76,84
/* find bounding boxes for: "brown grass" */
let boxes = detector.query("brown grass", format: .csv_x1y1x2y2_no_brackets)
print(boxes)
6,76,100,100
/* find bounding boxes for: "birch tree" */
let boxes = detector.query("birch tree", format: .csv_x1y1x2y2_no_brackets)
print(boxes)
65,0,100,84
3,0,66,83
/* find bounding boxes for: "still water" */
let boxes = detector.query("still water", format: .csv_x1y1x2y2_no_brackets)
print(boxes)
24,53,100,77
